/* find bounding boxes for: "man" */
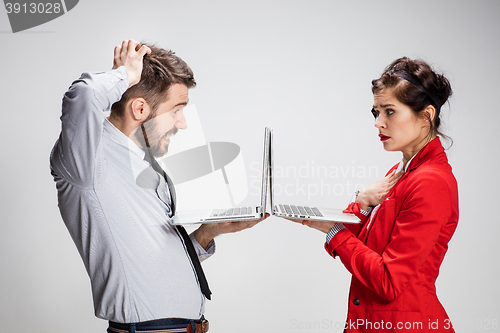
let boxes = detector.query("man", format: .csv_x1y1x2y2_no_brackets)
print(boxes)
50,39,265,332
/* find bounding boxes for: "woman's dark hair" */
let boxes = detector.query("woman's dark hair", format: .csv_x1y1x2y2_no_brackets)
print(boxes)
371,57,453,144
111,43,196,118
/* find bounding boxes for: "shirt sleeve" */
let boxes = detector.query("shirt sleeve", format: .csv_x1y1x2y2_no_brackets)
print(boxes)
50,67,129,187
325,171,453,302
189,233,216,262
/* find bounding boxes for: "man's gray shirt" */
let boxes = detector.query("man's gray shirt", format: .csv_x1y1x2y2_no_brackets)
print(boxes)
50,67,214,323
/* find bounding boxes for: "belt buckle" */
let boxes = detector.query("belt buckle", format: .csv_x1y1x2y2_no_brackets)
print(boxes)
187,320,209,333
201,319,209,333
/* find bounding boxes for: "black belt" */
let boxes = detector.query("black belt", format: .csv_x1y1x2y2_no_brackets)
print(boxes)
108,317,209,333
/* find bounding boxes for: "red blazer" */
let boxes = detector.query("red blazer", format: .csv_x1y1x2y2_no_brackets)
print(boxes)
326,138,459,332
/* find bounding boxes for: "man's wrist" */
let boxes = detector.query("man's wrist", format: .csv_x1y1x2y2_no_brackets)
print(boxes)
193,225,218,250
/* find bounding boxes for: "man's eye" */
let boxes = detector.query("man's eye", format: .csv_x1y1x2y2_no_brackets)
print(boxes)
371,108,379,119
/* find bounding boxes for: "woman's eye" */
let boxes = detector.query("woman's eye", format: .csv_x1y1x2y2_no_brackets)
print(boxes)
371,108,379,119
386,109,394,116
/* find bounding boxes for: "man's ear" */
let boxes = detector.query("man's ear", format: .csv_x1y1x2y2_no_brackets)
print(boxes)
130,97,151,121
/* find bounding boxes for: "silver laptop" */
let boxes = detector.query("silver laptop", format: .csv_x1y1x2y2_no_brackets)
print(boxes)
269,128,360,224
171,128,270,224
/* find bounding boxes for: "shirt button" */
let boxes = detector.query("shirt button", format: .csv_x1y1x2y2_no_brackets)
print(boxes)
353,298,360,306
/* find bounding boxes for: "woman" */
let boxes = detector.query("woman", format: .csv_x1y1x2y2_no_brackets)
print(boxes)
294,57,458,332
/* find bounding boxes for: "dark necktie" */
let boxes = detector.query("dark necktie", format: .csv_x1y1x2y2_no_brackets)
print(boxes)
144,150,212,300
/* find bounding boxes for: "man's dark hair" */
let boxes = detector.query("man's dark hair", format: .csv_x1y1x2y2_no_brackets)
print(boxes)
111,43,196,118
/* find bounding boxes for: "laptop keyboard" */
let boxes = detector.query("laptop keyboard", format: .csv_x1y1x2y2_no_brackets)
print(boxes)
279,204,323,217
210,207,255,217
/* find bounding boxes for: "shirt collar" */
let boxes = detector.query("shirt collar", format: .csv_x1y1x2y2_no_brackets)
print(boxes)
105,117,147,159
396,137,444,173
396,153,417,173
105,118,150,179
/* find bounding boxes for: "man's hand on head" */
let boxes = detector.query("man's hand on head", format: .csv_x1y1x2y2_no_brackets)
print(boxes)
112,39,151,88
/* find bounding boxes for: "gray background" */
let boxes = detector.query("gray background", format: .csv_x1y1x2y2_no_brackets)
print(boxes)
1,0,499,332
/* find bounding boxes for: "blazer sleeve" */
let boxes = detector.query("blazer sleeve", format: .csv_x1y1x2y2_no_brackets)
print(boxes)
343,202,367,237
326,169,452,301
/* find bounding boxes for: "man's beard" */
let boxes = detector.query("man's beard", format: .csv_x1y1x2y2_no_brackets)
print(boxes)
134,118,178,158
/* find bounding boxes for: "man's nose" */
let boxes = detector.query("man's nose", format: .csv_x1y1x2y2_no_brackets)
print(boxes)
175,111,187,130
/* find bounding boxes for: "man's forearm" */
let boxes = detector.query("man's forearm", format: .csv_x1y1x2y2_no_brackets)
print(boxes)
193,224,218,250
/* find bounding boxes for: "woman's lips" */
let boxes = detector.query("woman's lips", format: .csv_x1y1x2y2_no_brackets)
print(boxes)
379,134,390,141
